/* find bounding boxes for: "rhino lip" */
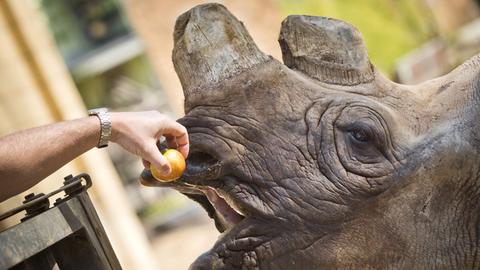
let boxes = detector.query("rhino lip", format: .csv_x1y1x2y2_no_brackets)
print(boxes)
201,187,246,231
181,151,224,183
141,150,249,233
180,151,248,232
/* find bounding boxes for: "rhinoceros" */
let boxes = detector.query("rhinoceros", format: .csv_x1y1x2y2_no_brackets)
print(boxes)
141,3,480,269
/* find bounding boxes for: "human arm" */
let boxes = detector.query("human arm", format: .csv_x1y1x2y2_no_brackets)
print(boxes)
0,111,188,202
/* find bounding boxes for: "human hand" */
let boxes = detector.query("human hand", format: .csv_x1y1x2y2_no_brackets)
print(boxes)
109,111,189,174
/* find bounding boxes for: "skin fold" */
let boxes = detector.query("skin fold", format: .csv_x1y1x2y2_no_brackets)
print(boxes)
142,4,480,269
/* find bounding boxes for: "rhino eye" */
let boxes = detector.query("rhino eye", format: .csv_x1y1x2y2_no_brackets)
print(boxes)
343,122,386,163
331,107,394,177
349,128,371,143
345,123,378,145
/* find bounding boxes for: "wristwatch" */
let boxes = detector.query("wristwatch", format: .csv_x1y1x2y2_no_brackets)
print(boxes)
88,107,111,148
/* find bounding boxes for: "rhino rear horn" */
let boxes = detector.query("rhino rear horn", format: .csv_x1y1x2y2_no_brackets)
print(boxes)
173,3,270,92
279,16,374,86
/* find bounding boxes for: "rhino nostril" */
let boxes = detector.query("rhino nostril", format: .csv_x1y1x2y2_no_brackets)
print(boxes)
183,152,223,182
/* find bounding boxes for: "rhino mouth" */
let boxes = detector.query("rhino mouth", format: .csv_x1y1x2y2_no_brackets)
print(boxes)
201,187,246,231
140,151,250,233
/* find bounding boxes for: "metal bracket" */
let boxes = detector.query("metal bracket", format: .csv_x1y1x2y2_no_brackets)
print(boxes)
0,173,121,270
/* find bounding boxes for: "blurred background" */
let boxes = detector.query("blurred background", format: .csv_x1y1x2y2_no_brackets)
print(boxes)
0,0,479,269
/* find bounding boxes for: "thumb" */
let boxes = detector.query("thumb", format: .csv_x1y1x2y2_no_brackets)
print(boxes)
142,142,171,174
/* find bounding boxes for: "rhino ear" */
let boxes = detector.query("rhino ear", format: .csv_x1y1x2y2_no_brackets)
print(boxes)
279,16,374,86
173,3,269,92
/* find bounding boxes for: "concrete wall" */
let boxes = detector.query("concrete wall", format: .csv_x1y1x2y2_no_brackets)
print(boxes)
0,0,158,269
426,0,479,35
122,0,283,116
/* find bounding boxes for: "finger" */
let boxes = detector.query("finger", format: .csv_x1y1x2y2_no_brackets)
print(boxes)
165,135,189,159
176,143,189,159
173,126,189,158
142,159,151,169
159,119,188,138
142,143,171,174
166,136,177,149
161,121,189,158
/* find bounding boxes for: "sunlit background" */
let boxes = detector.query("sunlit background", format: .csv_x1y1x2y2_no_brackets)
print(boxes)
0,0,479,269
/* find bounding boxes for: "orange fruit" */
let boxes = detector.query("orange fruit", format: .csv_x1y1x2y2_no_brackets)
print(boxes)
150,149,186,182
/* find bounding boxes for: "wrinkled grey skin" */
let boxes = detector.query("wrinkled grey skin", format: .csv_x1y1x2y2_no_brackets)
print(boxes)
142,3,480,269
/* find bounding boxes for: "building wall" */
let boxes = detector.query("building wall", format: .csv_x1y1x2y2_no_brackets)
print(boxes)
0,1,158,269
122,0,283,116
426,0,479,35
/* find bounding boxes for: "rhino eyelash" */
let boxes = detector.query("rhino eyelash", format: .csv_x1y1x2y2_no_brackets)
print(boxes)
349,129,372,143
345,123,387,151
346,123,374,141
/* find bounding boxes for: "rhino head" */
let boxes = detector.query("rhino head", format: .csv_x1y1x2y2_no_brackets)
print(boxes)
142,3,480,269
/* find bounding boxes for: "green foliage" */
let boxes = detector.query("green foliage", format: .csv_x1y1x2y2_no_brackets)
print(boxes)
279,0,436,75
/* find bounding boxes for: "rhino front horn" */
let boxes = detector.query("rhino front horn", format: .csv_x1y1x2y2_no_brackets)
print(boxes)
173,3,270,93
279,16,374,86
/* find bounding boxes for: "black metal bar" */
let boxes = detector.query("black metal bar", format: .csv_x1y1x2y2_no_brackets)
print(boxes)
0,174,92,222
0,173,121,270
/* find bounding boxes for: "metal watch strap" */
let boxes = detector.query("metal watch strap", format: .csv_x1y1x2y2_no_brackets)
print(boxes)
88,108,111,148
